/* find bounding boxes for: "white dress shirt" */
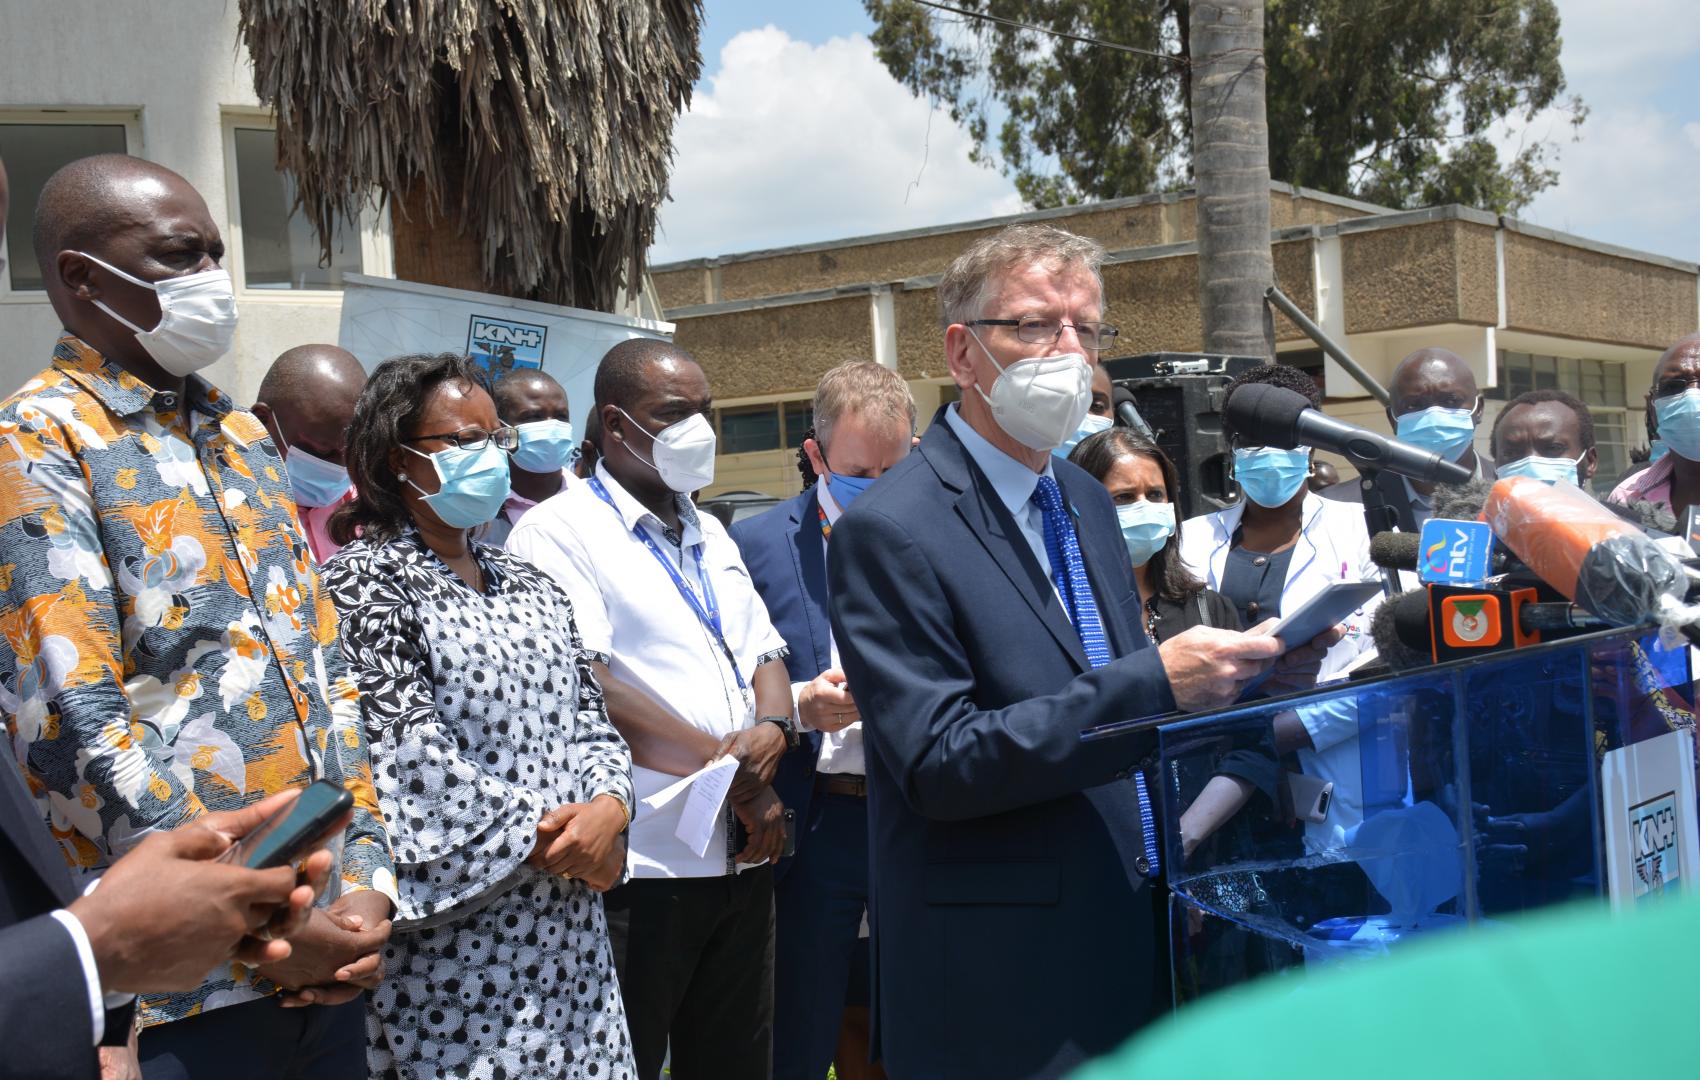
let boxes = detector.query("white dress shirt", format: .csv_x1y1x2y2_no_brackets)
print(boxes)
48,878,134,1045
506,461,788,878
799,479,864,775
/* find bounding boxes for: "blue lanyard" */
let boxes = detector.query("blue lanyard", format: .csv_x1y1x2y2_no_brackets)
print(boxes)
588,476,746,690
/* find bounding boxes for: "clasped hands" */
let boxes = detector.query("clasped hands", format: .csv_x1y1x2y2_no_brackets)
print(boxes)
526,794,629,892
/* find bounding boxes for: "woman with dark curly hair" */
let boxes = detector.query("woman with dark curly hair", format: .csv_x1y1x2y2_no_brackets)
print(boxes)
323,352,636,1078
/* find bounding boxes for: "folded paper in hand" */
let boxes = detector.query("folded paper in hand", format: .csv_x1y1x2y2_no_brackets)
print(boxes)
639,755,740,858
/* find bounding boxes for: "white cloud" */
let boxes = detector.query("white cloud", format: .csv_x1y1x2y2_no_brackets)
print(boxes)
1486,0,1700,262
649,27,1023,265
1551,0,1700,96
1508,102,1700,261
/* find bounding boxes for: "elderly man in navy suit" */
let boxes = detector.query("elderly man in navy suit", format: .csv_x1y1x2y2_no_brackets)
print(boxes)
731,361,917,1080
827,223,1334,1079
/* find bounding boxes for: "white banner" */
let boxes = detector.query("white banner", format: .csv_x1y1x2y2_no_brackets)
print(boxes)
337,273,674,430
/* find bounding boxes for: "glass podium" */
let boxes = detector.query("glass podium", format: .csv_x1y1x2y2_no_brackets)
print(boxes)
1085,626,1695,1007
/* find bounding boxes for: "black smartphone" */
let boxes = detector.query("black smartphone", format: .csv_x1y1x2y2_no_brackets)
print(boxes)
782,808,797,859
218,779,354,870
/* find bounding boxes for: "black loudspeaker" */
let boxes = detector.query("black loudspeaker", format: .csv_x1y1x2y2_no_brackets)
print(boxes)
1101,353,1263,521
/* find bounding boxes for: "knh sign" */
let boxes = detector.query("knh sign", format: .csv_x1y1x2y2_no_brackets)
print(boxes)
1630,791,1682,900
466,315,549,378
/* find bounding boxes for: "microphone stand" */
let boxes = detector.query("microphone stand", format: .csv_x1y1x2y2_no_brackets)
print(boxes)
1357,466,1402,597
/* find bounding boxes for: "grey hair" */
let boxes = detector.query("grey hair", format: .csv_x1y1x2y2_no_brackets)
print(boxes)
936,223,1108,329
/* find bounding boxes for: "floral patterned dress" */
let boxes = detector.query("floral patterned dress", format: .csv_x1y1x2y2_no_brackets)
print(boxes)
323,531,635,1079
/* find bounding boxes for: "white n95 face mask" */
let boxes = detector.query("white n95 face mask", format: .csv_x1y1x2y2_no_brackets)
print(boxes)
619,408,717,493
77,251,238,376
968,327,1092,451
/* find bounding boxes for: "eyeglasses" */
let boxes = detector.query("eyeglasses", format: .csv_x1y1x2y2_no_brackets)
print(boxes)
967,316,1120,352
402,425,519,452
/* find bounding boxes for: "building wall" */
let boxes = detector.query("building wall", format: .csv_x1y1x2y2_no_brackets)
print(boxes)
0,1,368,405
653,185,1384,311
1502,227,1699,349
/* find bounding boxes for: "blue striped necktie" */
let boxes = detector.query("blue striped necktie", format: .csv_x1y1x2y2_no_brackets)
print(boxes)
1031,475,1159,877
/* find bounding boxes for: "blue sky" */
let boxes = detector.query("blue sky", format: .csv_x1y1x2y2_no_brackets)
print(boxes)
652,0,1700,266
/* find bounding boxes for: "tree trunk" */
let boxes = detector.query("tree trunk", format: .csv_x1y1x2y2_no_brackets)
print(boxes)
390,137,492,297
1189,0,1275,359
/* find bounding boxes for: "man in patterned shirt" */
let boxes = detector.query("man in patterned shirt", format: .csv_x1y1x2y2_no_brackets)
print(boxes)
0,154,396,1075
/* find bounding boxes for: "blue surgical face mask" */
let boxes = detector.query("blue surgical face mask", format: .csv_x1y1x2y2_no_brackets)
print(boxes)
1653,390,1700,462
1117,500,1175,568
1055,411,1114,459
401,442,512,529
1497,453,1583,485
1395,403,1477,462
1649,438,1670,464
821,448,879,511
510,418,576,473
1234,446,1312,508
264,410,351,508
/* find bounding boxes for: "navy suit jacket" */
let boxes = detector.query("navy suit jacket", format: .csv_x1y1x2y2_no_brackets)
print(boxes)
827,409,1176,1080
728,487,833,873
1,763,130,1080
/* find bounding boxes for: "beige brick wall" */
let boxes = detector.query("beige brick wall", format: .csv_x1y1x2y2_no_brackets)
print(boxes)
1502,232,1698,349
672,295,872,401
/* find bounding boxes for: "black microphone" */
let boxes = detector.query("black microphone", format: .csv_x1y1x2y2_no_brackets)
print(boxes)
1225,383,1472,486
1112,384,1155,439
1384,586,1608,663
1368,530,1515,575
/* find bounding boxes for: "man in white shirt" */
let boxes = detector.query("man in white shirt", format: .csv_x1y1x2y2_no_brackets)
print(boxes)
506,339,796,1079
729,361,915,1080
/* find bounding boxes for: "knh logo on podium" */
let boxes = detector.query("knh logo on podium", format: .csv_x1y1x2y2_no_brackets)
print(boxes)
1630,791,1682,900
466,315,548,378
1418,518,1494,585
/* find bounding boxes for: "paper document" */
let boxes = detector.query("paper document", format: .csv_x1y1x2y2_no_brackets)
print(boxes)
638,755,740,858
675,756,740,858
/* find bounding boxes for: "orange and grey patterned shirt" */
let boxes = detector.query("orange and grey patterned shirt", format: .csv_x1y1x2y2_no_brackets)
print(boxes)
0,334,396,1026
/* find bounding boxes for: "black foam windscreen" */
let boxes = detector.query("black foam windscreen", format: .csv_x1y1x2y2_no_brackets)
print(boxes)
1369,531,1422,571
1430,478,1496,522
1220,382,1310,447
1372,590,1435,670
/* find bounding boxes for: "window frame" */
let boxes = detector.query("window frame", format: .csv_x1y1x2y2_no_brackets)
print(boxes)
0,108,142,303
219,111,392,300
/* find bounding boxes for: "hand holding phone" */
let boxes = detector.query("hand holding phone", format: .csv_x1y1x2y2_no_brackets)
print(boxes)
218,779,354,871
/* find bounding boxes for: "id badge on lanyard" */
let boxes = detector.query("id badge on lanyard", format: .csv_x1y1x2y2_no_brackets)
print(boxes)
588,477,752,708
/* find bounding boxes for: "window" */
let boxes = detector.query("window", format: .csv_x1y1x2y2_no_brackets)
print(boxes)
1492,350,1634,495
783,401,814,448
230,125,362,290
0,120,130,291
717,405,782,454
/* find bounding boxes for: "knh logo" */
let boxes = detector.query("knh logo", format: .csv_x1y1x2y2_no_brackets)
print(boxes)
466,315,548,377
1448,598,1491,643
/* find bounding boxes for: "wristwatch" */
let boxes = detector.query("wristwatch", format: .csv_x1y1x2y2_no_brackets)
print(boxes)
757,714,801,752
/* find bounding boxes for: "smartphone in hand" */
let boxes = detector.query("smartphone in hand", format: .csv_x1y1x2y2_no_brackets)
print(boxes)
218,779,353,870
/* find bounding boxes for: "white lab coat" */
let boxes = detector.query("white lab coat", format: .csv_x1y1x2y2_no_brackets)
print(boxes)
1179,491,1383,850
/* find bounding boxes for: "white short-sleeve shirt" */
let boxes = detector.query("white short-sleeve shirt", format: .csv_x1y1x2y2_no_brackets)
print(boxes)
507,461,788,878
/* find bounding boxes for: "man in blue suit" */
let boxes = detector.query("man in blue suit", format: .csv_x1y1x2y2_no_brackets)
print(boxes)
828,224,1313,1079
731,361,918,1080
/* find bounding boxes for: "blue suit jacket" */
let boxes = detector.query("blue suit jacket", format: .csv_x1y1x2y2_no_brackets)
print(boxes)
728,487,832,873
827,408,1176,1080
1,762,130,1080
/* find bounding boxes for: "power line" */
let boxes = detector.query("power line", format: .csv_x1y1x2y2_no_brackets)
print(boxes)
908,0,1187,65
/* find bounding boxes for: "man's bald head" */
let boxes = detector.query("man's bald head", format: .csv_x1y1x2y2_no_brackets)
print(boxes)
33,154,203,274
493,368,568,420
1389,348,1479,415
33,154,224,376
253,345,367,465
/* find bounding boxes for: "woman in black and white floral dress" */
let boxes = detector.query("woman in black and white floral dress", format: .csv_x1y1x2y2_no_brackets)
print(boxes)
321,352,635,1079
